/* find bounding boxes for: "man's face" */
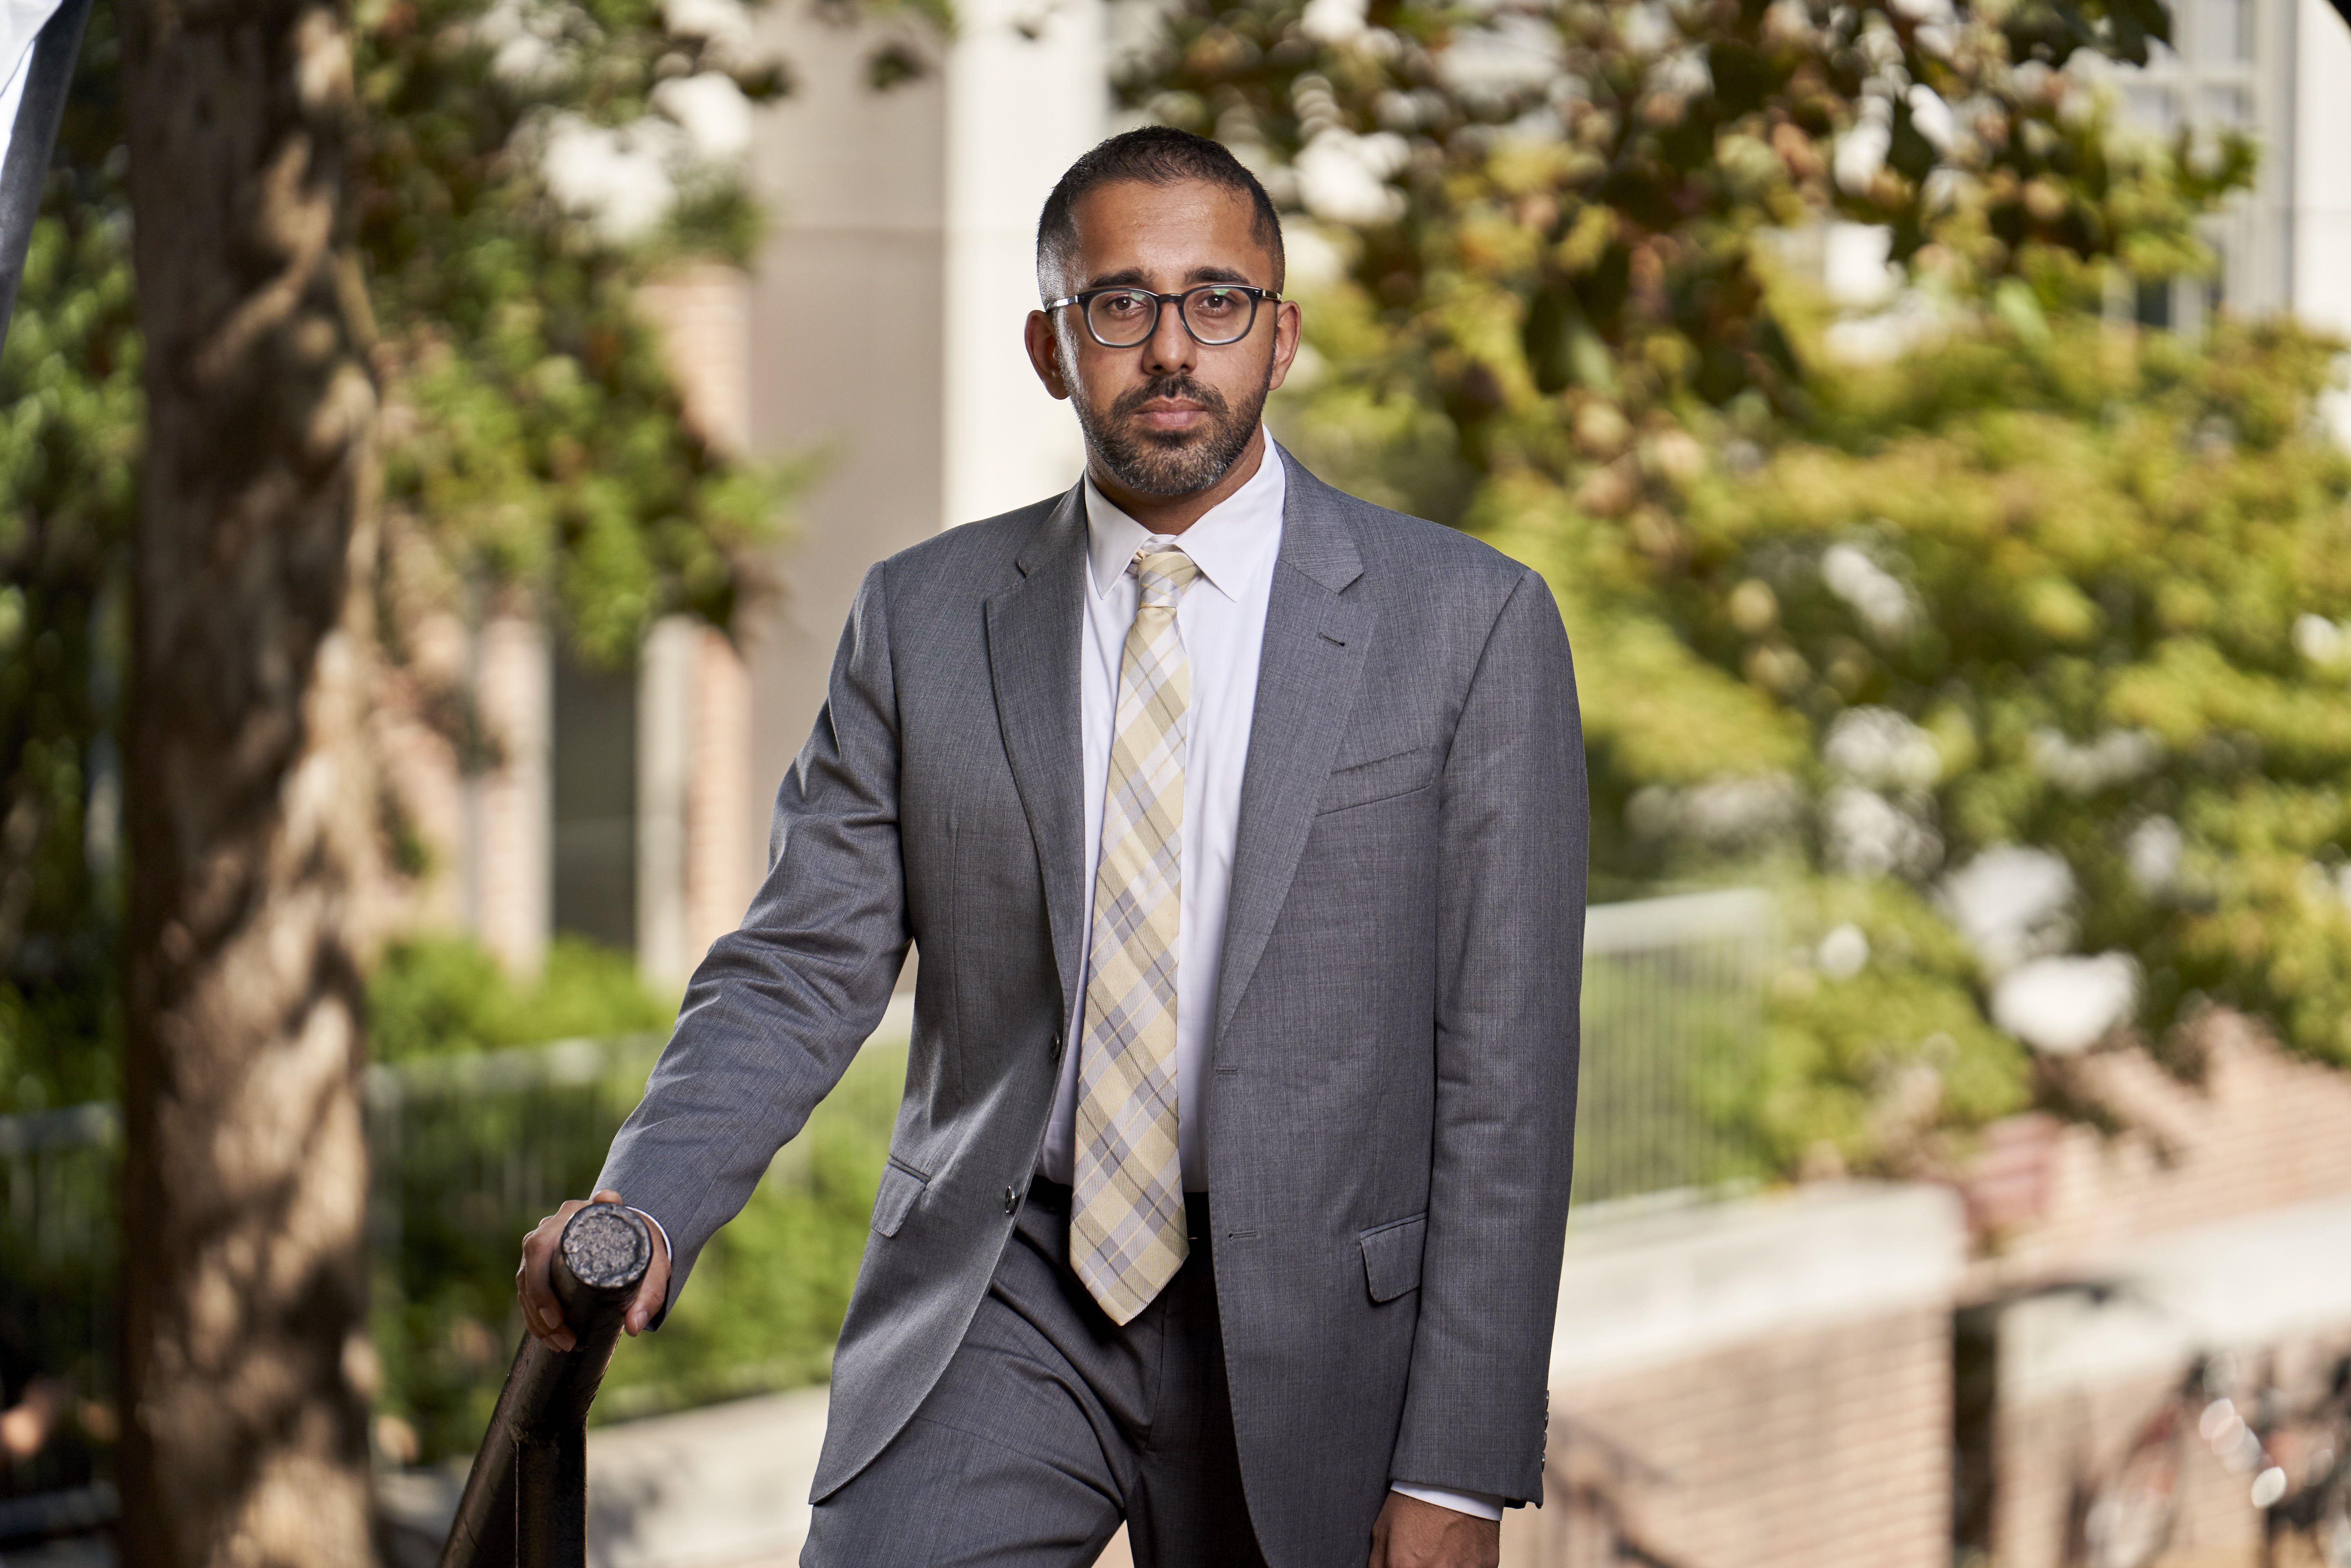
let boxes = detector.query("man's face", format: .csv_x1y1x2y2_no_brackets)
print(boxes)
1025,179,1300,498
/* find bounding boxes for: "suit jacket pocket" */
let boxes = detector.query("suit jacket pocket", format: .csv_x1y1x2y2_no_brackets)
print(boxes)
1359,1211,1428,1303
871,1157,931,1238
1316,744,1439,816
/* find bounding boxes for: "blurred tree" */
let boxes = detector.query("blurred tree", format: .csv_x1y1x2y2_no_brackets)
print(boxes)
0,0,945,1555
1121,0,2351,1177
118,0,385,1555
0,0,947,1113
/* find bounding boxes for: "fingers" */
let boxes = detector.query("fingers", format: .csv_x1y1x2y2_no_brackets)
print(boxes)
516,1197,590,1352
625,1209,671,1335
518,1193,670,1348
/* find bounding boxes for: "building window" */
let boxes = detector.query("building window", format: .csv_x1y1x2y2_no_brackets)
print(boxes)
2197,0,2253,64
552,643,639,952
2125,83,2180,136
2197,83,2251,127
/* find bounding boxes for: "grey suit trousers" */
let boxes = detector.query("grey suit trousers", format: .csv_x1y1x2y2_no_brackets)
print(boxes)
802,1183,1267,1568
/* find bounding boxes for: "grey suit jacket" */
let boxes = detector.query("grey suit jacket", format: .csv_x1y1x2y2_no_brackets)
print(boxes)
596,447,1587,1567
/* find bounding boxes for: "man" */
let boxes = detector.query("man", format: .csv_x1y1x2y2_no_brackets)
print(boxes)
518,127,1587,1568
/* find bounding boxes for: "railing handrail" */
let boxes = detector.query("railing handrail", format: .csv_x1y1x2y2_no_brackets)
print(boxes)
1584,886,1772,954
365,1032,664,1106
0,1032,669,1158
0,1101,119,1155
437,1202,652,1568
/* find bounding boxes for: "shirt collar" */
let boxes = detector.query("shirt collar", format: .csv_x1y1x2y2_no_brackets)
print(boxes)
1082,435,1287,604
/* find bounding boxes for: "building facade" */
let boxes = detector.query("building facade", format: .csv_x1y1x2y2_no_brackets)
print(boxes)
425,0,1107,986
430,0,2351,988
2099,0,2351,352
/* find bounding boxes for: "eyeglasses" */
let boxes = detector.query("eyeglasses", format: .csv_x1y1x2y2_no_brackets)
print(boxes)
1046,284,1282,348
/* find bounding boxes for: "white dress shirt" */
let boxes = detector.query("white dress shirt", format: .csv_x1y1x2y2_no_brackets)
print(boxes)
1035,440,1503,1525
1036,444,1283,1192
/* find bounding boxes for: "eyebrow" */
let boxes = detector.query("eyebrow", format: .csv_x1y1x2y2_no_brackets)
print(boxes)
1080,263,1263,291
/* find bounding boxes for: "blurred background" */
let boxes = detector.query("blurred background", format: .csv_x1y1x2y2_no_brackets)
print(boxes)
4,0,2351,1560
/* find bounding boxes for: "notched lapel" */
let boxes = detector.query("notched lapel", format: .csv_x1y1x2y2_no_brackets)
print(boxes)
984,487,1089,1022
1213,459,1372,1045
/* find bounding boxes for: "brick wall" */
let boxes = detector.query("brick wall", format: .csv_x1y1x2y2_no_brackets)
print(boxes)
1965,1013,2351,1298
1978,1197,2351,1568
1505,1303,1951,1568
1501,1184,1965,1568
1958,1016,2351,1568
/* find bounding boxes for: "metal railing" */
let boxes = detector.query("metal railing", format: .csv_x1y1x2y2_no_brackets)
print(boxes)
437,1202,652,1568
1573,887,1772,1205
0,1035,665,1535
0,1101,118,1529
0,889,1773,1548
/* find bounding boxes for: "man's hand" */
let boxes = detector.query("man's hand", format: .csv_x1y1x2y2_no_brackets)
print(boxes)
1369,1491,1502,1568
516,1189,672,1352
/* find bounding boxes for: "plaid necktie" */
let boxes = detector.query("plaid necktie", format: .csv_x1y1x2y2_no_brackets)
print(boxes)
1072,543,1201,1325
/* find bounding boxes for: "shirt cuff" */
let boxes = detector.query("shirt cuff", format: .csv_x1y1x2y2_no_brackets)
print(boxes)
1390,1482,1505,1521
627,1207,672,1267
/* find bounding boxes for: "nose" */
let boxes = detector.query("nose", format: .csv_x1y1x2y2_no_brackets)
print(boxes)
1140,295,1197,379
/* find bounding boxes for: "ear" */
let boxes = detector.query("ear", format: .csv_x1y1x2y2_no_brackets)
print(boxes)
1025,310,1071,401
1264,299,1304,393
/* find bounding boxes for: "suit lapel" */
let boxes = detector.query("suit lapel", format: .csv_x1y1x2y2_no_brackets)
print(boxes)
1214,452,1370,1045
985,485,1090,1022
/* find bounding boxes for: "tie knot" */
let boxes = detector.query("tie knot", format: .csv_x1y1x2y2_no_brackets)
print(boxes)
1131,545,1199,610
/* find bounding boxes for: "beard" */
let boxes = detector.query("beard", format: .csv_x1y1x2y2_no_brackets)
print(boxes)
1064,354,1273,498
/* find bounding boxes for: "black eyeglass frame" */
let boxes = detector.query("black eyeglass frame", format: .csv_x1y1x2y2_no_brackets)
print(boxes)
1045,283,1284,348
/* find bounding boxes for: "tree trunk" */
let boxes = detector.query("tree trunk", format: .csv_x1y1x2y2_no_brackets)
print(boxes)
118,0,381,1559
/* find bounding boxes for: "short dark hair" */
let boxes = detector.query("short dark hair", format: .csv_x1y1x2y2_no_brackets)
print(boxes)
1036,127,1286,300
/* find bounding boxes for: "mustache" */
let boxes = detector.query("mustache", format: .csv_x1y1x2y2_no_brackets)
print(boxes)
1109,376,1232,423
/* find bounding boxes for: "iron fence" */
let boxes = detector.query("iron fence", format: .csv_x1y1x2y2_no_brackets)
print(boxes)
1571,888,1773,1206
0,1102,117,1512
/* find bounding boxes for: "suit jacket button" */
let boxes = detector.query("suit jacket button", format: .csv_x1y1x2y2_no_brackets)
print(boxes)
1004,1185,1019,1215
1050,1031,1063,1058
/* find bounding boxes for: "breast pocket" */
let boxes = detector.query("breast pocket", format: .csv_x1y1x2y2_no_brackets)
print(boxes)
871,1157,931,1238
1316,744,1440,817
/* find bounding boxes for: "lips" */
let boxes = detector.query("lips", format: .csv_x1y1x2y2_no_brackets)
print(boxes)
1112,378,1228,440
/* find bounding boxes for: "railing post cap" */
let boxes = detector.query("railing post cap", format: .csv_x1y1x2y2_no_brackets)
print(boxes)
560,1202,651,1292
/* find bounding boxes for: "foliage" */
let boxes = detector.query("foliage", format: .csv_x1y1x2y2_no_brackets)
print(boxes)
1127,0,2248,464
0,0,949,1474
362,934,902,1461
594,1036,901,1424
0,0,825,1118
351,0,801,667
1122,0,2351,1177
0,12,138,1118
368,932,681,1061
1501,311,2351,1173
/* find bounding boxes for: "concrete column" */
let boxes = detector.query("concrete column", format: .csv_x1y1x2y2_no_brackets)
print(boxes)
373,611,471,936
639,254,758,984
939,0,1101,531
471,615,551,976
636,616,700,987
739,5,1106,877
685,627,755,965
2293,0,2351,438
741,17,949,871
639,263,752,455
